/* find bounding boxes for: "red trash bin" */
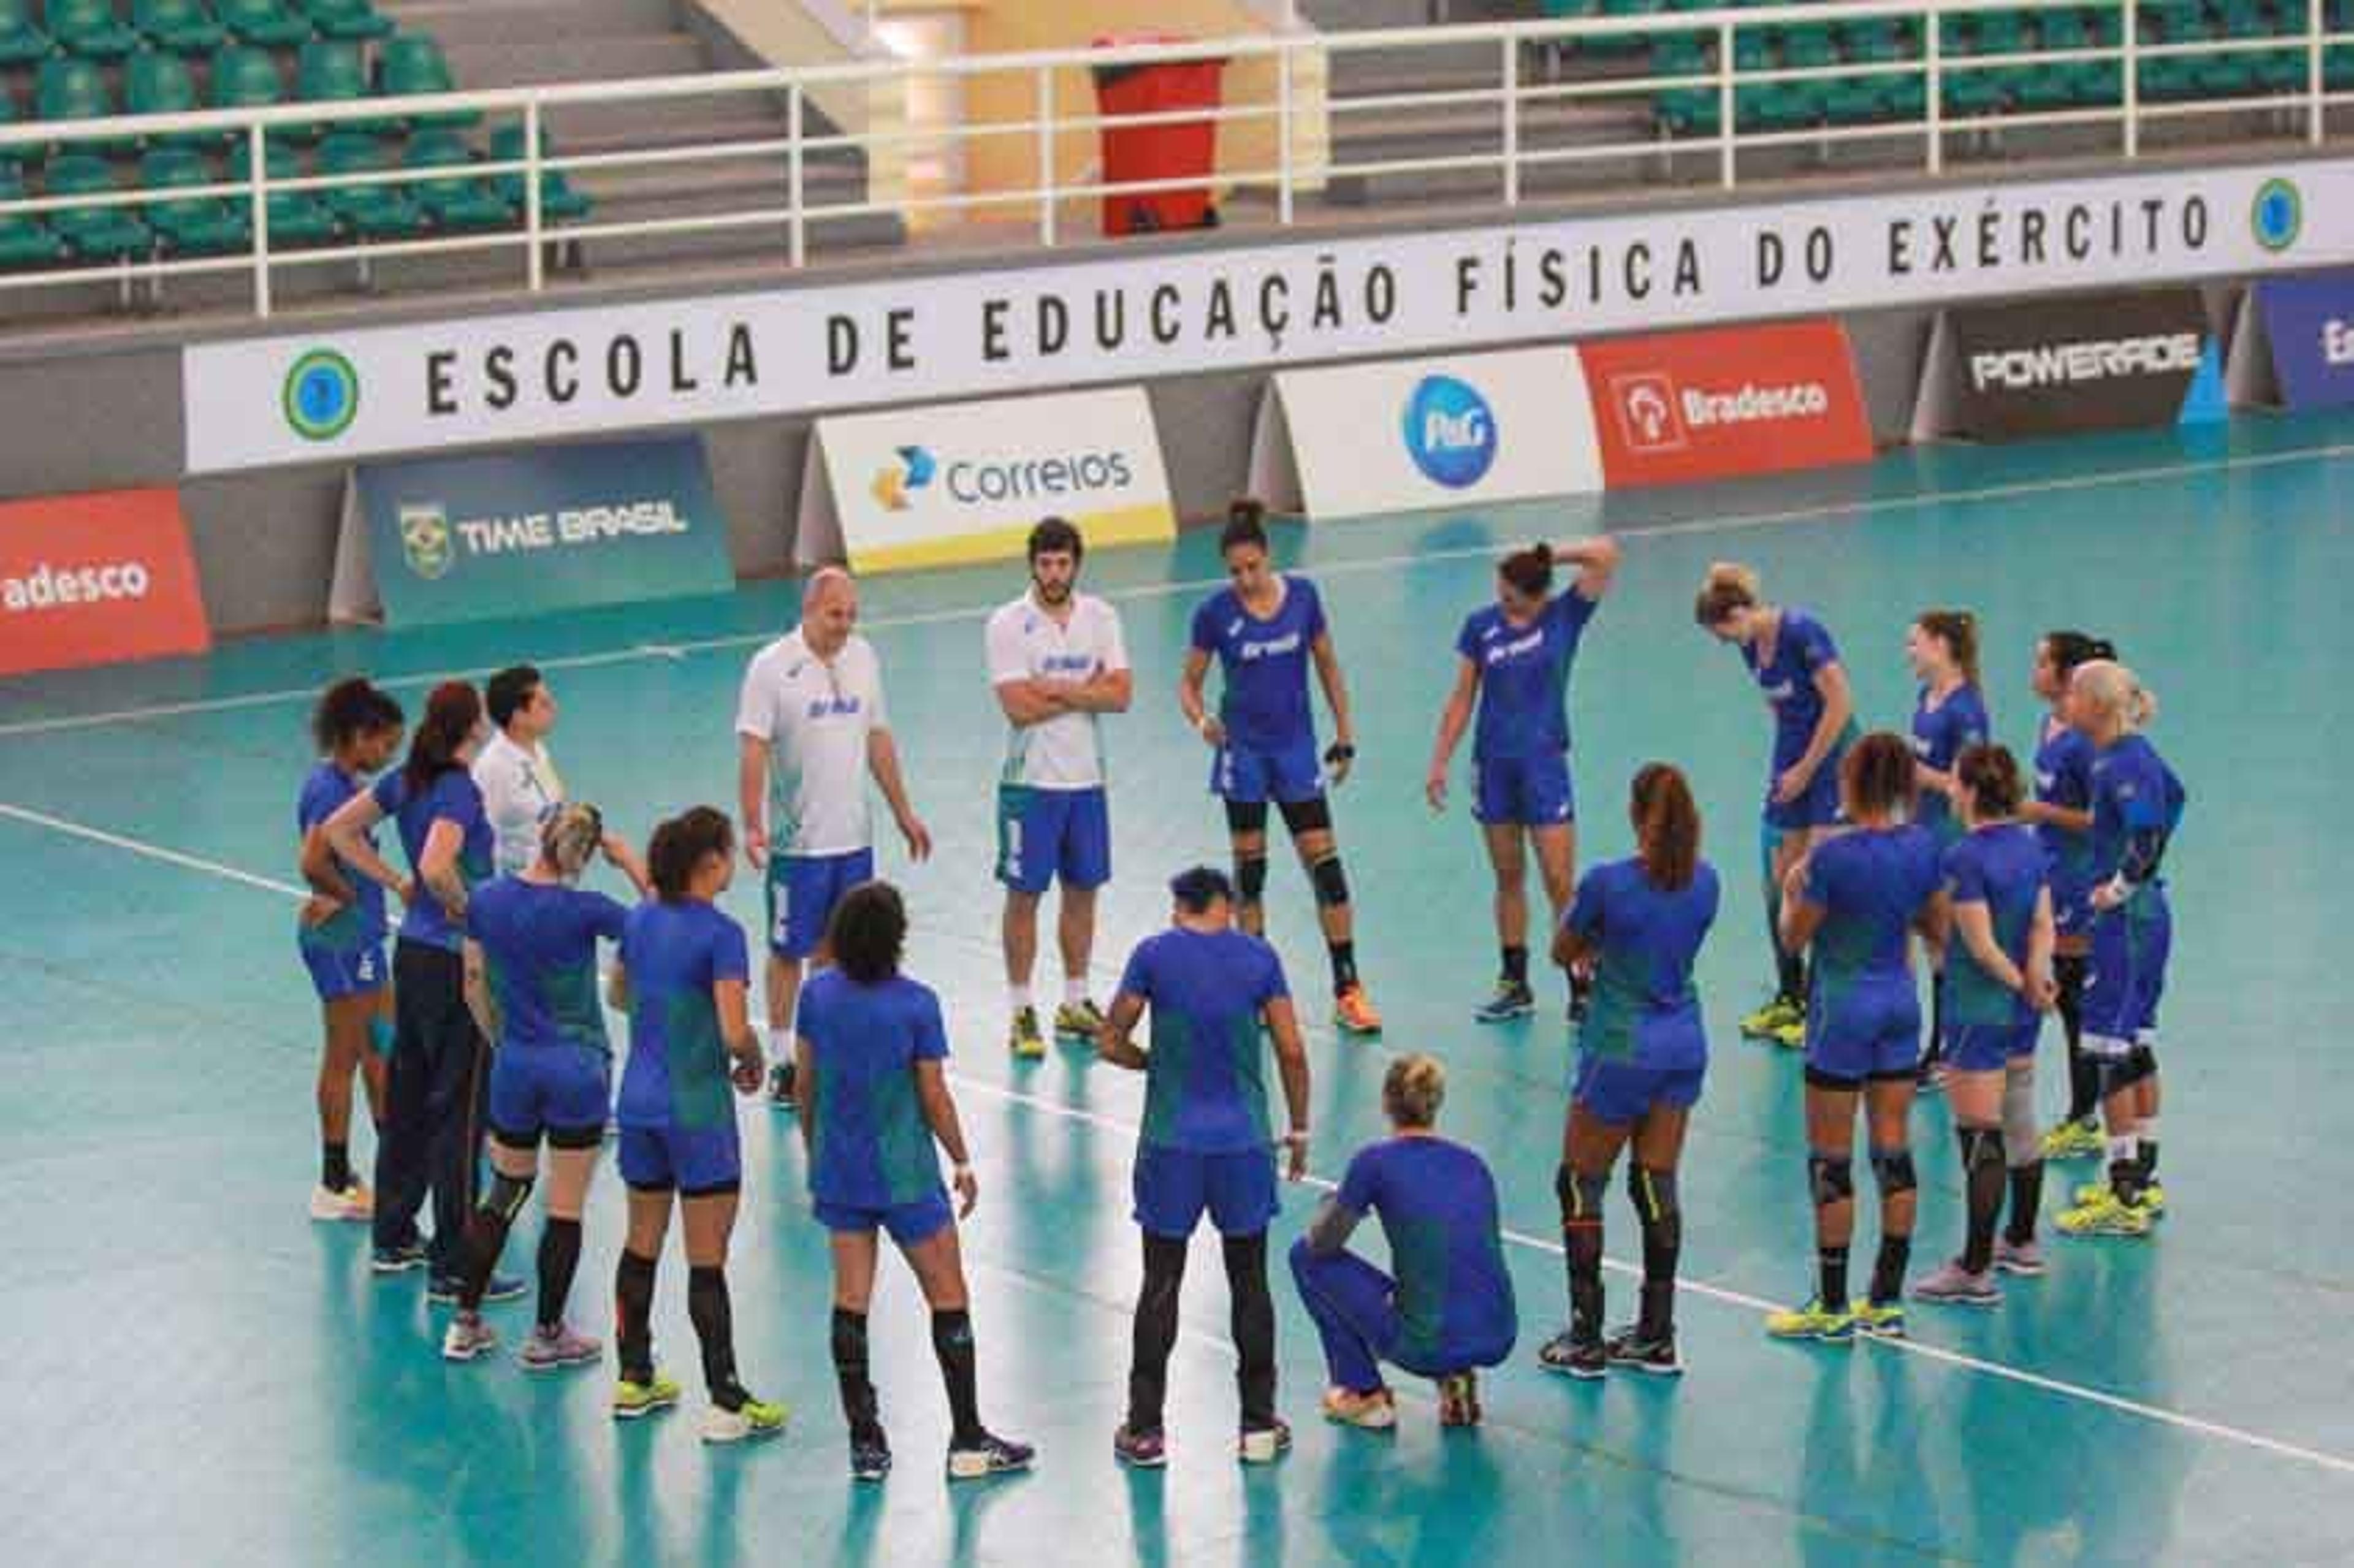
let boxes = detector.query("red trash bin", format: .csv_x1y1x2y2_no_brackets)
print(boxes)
1091,35,1226,237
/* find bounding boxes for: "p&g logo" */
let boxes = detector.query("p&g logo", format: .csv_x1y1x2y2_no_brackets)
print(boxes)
1401,375,1497,490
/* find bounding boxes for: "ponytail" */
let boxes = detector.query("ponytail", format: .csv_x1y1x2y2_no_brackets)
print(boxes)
1843,731,1921,821
402,681,481,793
1917,608,1981,691
2075,660,2157,732
1631,762,1701,892
538,802,604,881
1954,744,2024,820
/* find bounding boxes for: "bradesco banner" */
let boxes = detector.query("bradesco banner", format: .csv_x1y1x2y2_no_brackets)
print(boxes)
1249,346,1601,519
1920,288,2210,441
336,436,733,626
2253,272,2354,410
0,488,209,676
796,387,1174,573
185,159,2352,472
1580,319,1872,487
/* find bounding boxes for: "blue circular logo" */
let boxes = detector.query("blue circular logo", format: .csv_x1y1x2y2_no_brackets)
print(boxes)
283,348,359,441
1401,375,1498,490
2252,178,2302,254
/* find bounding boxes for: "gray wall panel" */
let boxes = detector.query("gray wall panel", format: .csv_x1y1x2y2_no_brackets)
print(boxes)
180,467,346,634
0,346,183,503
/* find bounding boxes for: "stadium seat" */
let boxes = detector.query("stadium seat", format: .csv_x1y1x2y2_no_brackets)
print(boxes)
487,122,592,222
44,153,154,259
135,0,227,55
1777,25,1837,71
1941,68,2009,117
0,0,53,66
1835,21,1907,64
0,166,70,267
211,44,288,118
1732,30,1772,72
300,0,392,42
2139,54,2203,99
141,147,252,253
219,0,311,47
227,134,338,245
296,39,378,139
2213,0,2278,40
1654,85,1720,137
2039,10,2090,52
128,50,224,151
2329,44,2354,91
379,32,481,127
38,57,136,156
48,0,142,60
1739,81,1823,132
403,129,513,229
0,70,26,166
316,129,424,237
2143,1,2209,42
1650,36,1709,82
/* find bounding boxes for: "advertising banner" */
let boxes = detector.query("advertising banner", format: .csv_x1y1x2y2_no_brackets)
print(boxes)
0,488,209,676
185,159,2347,471
1912,289,2211,441
335,436,733,626
2253,272,2354,411
1582,319,1873,486
796,387,1175,573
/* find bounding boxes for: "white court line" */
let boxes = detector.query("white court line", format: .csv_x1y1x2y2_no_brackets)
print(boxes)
0,801,311,900
2,436,2348,742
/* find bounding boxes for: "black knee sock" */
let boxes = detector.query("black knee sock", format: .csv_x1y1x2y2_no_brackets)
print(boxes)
536,1217,582,1331
2057,956,2095,1122
1818,1244,1850,1309
1328,940,1359,994
687,1265,742,1409
1501,945,1528,988
1957,1126,2005,1275
1224,1233,1278,1430
1558,1163,1605,1341
832,1307,881,1441
2003,1160,2044,1246
1921,986,1946,1071
1632,1167,1681,1340
1127,1233,1187,1434
615,1249,657,1385
1870,1235,1913,1306
931,1309,985,1448
458,1203,516,1311
322,1141,352,1192
1777,948,1805,1008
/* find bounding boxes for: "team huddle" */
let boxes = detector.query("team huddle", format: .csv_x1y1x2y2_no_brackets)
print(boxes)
286,500,2186,1474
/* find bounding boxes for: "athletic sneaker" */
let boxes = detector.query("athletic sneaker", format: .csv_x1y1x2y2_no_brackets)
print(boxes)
2041,1118,2105,1161
767,1060,797,1110
2058,1190,2152,1237
1740,995,1802,1040
1054,999,1107,1037
370,1240,429,1274
1853,1301,1907,1339
310,1181,373,1222
1602,1326,1683,1376
1333,984,1384,1037
1008,1007,1046,1059
1567,972,1593,1026
428,1272,525,1306
1436,1373,1482,1427
947,1430,1035,1481
1992,1236,2046,1277
850,1429,893,1483
1320,1387,1397,1430
700,1393,789,1445
519,1322,603,1372
441,1311,498,1362
2073,1180,2166,1216
1911,1260,2003,1307
1769,1013,1808,1050
1765,1296,1856,1344
1113,1425,1167,1469
1537,1330,1607,1379
1237,1420,1293,1464
1473,980,1536,1024
611,1371,683,1420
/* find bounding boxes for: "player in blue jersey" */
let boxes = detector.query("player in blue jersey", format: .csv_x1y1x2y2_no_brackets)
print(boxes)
1694,563,1858,1049
1291,1055,1517,1431
1425,535,1621,1024
1913,747,2057,1307
322,681,502,1292
1765,734,1947,1344
796,881,1034,1483
2022,632,2116,1163
1180,501,1382,1037
1538,764,1718,1379
440,804,650,1367
1100,866,1312,1469
1907,609,1991,1089
608,807,785,1441
2057,663,2185,1240
294,677,405,1224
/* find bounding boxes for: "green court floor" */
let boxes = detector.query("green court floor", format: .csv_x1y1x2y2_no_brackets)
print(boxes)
4,414,2353,1566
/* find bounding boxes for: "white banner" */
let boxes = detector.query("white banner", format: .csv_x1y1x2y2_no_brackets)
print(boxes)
185,157,2350,473
796,387,1175,573
1251,347,1601,519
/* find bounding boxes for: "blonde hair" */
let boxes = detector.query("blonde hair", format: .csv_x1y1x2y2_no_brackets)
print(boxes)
1694,561,1761,627
2072,660,2158,731
538,802,604,881
1382,1054,1447,1130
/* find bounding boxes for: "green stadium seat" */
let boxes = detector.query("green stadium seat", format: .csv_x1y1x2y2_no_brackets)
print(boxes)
2252,48,2306,93
2039,10,2090,51
300,0,391,42
1738,80,1822,132
1650,36,1709,81
141,147,252,253
0,166,70,267
227,135,338,245
316,129,424,237
0,0,53,66
1733,30,1771,71
2138,54,2203,99
38,57,137,156
2192,53,2257,95
1941,68,2008,117
0,69,27,166
2214,0,2278,40
403,129,512,229
295,39,381,139
1835,21,1906,64
379,33,480,128
211,45,286,116
1975,13,2032,55
2143,1,2208,42
135,0,227,54
219,0,311,47
1654,85,1720,137
48,0,142,59
487,122,592,223
2329,44,2354,90
2010,64,2076,113
1777,25,1837,70
44,152,154,259
128,49,225,151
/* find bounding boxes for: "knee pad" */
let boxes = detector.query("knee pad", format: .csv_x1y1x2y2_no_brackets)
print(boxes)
1556,1165,1607,1226
1279,796,1333,837
2128,1043,2158,1079
1869,1147,1918,1198
1628,1165,1680,1224
2002,1069,2041,1165
1308,852,1350,910
484,1168,535,1224
1235,853,1269,905
1807,1154,1854,1208
1224,799,1270,838
2100,1050,2152,1097
1956,1125,2005,1175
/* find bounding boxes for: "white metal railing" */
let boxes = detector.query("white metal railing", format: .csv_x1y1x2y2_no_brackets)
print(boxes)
0,0,2347,321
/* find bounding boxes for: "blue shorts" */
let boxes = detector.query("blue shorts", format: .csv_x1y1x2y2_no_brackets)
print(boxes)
1764,756,1845,832
816,1191,954,1246
1942,1022,2040,1073
1133,1143,1279,1239
489,1045,611,1141
1805,981,1921,1082
617,1122,742,1196
2082,890,2170,1053
1573,1056,1703,1125
766,848,875,960
1213,737,1324,806
300,937,387,1001
1474,752,1575,828
996,784,1111,894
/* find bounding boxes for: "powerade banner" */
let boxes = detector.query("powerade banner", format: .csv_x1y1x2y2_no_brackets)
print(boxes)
1249,346,1602,519
185,158,2348,472
333,436,733,626
795,387,1175,572
1582,319,1873,486
0,488,209,676
1914,289,2211,442
2254,272,2354,411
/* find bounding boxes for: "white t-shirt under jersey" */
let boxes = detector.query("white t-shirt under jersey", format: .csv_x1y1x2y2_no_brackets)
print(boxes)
472,731,565,876
985,590,1129,790
734,629,889,858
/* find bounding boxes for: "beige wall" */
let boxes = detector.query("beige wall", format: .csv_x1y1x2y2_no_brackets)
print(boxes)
692,0,909,209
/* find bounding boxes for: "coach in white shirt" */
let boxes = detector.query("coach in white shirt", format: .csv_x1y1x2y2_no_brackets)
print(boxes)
474,664,565,877
986,518,1132,1060
736,566,931,1106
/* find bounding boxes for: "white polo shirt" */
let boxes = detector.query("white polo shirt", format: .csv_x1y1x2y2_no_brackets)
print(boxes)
735,629,889,858
985,590,1128,791
471,731,565,876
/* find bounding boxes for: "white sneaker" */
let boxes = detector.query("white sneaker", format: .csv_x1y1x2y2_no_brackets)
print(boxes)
309,1182,373,1222
441,1311,498,1362
699,1395,788,1445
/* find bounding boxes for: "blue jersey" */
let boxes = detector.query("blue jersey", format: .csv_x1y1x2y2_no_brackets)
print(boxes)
617,899,752,1132
297,761,387,953
1118,926,1290,1154
467,877,627,1054
1745,609,1849,770
1456,588,1599,762
2089,734,2185,894
370,767,495,951
1563,856,1720,1071
798,969,950,1211
1333,1137,1517,1369
1941,824,2046,1029
1190,576,1328,753
2033,716,2098,918
1802,825,1943,1008
1911,683,1990,841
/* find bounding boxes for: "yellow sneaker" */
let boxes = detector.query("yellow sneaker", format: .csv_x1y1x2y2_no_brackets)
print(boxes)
1742,997,1802,1040
1008,1007,1046,1059
2057,1189,2152,1238
2041,1119,2106,1161
2072,1180,2164,1215
1769,1012,1808,1050
612,1371,682,1420
1334,984,1384,1037
1765,1296,1855,1343
1054,999,1107,1038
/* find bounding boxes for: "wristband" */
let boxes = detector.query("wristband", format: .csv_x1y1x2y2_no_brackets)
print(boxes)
1281,1128,1309,1145
1324,743,1355,765
953,1162,974,1178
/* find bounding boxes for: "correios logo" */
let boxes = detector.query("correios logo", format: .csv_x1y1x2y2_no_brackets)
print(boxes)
870,446,937,512
870,441,1133,512
1401,375,1497,489
284,348,360,441
1611,373,1686,453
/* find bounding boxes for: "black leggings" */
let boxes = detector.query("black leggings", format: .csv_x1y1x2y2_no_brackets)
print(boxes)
1128,1231,1276,1433
371,940,489,1274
